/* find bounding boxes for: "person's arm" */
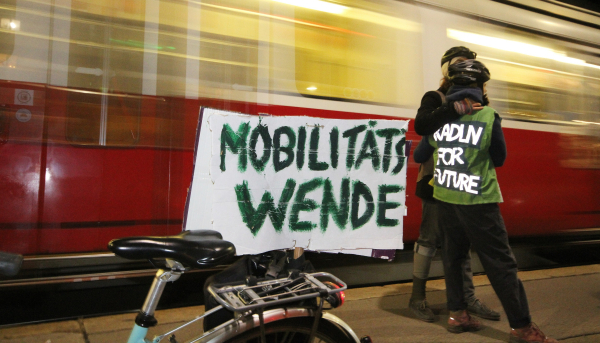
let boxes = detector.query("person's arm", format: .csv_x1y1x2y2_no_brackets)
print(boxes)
413,136,435,164
414,91,461,136
489,112,507,167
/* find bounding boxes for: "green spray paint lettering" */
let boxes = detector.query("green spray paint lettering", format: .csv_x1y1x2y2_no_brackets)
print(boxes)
308,127,329,171
343,125,367,170
376,128,401,173
355,129,381,171
377,184,403,227
296,126,306,170
330,127,339,169
234,179,296,236
351,180,374,230
273,126,296,172
249,123,272,172
320,178,350,231
220,122,250,172
289,178,323,232
391,137,406,175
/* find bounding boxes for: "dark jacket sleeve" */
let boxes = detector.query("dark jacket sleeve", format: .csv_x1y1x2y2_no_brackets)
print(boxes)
414,91,461,136
489,112,507,167
413,136,435,164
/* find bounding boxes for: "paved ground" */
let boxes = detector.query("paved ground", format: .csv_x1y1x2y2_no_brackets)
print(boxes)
2,264,599,343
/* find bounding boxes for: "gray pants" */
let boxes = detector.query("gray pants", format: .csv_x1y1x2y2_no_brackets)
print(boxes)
413,198,476,303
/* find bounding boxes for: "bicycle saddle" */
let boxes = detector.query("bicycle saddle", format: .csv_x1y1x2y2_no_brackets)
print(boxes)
108,230,235,268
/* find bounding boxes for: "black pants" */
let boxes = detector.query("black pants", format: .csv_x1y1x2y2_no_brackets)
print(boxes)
438,201,531,329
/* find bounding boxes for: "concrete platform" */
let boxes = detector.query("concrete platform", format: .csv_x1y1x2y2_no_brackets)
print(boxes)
2,264,599,343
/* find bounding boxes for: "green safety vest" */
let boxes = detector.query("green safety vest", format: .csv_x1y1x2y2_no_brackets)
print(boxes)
428,106,503,205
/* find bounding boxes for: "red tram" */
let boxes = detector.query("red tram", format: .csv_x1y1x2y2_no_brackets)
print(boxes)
1,0,599,258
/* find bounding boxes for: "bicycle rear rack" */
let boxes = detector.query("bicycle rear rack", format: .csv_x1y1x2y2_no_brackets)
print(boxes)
208,272,347,312
151,271,352,343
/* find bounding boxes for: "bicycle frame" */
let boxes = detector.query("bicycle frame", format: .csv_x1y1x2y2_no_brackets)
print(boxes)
128,306,360,343
125,266,362,343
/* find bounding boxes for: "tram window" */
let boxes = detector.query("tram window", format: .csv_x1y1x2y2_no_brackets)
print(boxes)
507,85,544,119
490,80,592,124
153,31,259,97
143,0,261,99
199,34,258,92
0,29,15,64
444,21,600,126
66,92,141,146
291,1,422,106
483,59,597,124
0,0,16,65
582,89,600,123
65,9,143,147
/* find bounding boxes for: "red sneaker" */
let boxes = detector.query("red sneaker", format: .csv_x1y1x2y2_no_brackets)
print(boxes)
447,310,483,333
510,323,559,343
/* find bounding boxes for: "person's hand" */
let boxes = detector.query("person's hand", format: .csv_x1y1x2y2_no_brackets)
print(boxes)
453,98,483,115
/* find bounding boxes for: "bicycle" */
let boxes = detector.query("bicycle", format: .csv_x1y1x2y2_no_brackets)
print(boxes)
108,230,371,343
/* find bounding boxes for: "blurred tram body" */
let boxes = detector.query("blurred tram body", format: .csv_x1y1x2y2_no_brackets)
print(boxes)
0,0,599,275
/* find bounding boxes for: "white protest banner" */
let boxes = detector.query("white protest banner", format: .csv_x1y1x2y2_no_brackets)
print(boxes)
184,108,408,255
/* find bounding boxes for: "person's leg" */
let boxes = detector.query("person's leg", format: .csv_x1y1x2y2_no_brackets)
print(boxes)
463,251,501,320
457,203,530,329
412,246,435,300
438,201,471,312
409,198,440,322
412,198,441,298
462,251,476,303
438,201,482,333
459,204,558,342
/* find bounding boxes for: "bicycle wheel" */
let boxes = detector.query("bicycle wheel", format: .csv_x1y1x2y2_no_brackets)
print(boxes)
223,317,355,343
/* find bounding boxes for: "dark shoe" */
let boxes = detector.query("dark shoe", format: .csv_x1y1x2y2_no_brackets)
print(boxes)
510,323,559,343
447,310,483,333
468,298,501,321
409,298,435,322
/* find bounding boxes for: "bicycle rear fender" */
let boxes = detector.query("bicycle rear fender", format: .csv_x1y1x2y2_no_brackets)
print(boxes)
199,308,361,343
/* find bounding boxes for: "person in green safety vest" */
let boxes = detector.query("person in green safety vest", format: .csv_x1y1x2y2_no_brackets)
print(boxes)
414,59,559,343
409,46,500,324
